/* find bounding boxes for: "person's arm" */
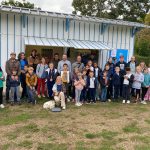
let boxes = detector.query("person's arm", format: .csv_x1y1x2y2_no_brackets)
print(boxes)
5,61,11,75
26,74,31,87
68,61,72,73
81,79,85,86
139,74,144,83
57,61,61,73
74,80,79,86
67,71,70,83
34,75,37,86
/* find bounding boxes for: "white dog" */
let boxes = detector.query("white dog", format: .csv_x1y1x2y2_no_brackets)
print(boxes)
43,101,55,110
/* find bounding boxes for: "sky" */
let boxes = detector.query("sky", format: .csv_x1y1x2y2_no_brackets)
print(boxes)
0,0,74,13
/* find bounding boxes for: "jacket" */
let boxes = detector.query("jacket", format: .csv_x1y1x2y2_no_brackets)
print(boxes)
86,76,97,89
100,76,109,88
9,75,20,87
112,73,121,86
94,67,102,78
45,68,58,82
142,73,150,87
26,73,37,87
36,64,48,78
116,61,127,77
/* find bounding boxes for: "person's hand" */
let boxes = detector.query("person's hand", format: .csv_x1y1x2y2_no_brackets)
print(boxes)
15,76,18,80
21,70,25,73
32,87,35,90
50,79,53,81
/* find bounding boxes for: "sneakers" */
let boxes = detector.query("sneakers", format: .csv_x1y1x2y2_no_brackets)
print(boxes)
67,98,70,102
38,95,41,98
122,100,126,104
62,106,66,110
42,94,46,98
75,102,82,106
0,104,5,108
108,99,111,102
141,101,147,105
127,100,130,104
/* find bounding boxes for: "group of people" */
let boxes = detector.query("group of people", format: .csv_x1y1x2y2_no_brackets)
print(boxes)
0,49,150,110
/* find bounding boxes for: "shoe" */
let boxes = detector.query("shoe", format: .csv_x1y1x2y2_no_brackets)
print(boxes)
122,100,126,104
38,95,41,98
127,100,130,104
0,104,5,108
141,101,147,105
10,102,14,106
78,102,82,106
42,94,46,98
17,101,22,105
108,99,111,102
62,106,66,110
75,103,80,106
67,98,70,102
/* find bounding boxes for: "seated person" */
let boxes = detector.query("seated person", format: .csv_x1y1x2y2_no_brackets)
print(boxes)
52,76,66,110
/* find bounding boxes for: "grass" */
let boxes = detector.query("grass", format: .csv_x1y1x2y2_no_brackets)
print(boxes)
0,100,150,150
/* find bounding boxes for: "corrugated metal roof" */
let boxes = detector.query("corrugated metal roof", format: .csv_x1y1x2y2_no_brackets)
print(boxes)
68,40,111,50
0,5,149,28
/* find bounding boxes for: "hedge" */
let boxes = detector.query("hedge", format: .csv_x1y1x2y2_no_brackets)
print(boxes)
135,55,150,66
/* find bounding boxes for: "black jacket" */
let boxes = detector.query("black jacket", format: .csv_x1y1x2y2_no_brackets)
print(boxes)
112,73,121,86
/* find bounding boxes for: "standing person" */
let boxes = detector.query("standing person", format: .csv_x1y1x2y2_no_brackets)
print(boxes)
132,66,144,103
139,62,146,73
141,67,150,104
57,54,71,73
0,67,5,108
61,64,71,101
116,56,127,97
18,52,28,99
122,67,134,104
74,72,85,106
5,52,21,102
87,60,94,71
72,55,84,72
52,76,66,110
128,56,137,75
53,53,60,69
93,62,102,101
107,57,115,73
27,49,39,71
45,62,58,99
100,71,109,102
26,67,37,104
9,70,20,105
87,71,97,103
112,67,121,100
36,57,48,98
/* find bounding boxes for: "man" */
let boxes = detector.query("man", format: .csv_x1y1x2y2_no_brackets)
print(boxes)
53,53,60,69
5,52,21,102
57,54,71,73
72,55,84,72
116,55,127,97
127,56,137,75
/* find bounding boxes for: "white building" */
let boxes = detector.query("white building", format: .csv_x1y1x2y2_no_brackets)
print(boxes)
0,5,149,71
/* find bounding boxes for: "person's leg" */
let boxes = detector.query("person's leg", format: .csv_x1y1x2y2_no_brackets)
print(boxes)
27,86,31,102
6,75,10,102
10,87,15,103
0,87,3,104
47,81,54,98
16,86,21,102
104,87,107,102
127,86,130,101
75,89,80,103
37,78,42,95
41,78,46,96
101,87,104,101
91,88,96,103
142,87,148,100
59,92,66,108
65,83,69,98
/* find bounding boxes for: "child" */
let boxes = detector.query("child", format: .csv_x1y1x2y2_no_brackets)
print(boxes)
132,66,144,103
93,62,102,101
45,62,58,99
52,76,66,110
61,64,70,102
36,57,48,98
74,72,85,106
81,69,88,103
0,67,5,108
141,67,150,104
21,65,28,99
100,71,109,102
87,71,97,103
9,70,20,105
26,67,37,104
122,67,134,104
112,67,121,100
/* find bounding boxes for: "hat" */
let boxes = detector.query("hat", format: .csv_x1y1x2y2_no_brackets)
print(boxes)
10,52,16,55
126,67,130,71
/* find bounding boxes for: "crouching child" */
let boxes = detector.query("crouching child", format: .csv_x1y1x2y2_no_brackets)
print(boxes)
52,76,66,110
26,67,37,104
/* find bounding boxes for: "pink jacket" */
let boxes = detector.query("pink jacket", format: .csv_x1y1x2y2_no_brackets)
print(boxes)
74,79,85,90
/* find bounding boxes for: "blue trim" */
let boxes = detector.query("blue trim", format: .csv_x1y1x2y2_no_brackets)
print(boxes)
125,27,127,48
120,26,123,49
33,17,35,37
14,15,16,52
20,15,22,52
116,26,119,49
57,19,59,39
7,14,8,60
73,21,75,39
94,24,95,41
79,22,80,40
65,18,70,32
45,18,47,37
112,26,114,47
27,16,28,36
98,24,101,41
84,22,85,40
52,19,53,38
22,14,26,28
63,19,64,39
39,18,41,37
107,25,110,44
89,23,90,40
0,13,1,65
101,23,108,35
129,28,131,54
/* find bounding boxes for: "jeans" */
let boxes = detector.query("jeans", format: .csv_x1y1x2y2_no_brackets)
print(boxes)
101,87,107,102
37,78,46,95
88,88,96,102
122,85,130,100
6,75,10,101
47,80,55,97
10,86,20,102
75,89,82,103
27,86,36,103
80,87,87,102
114,85,120,99
95,77,100,99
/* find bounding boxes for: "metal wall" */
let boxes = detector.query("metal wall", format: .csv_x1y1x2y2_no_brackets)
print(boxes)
0,12,135,70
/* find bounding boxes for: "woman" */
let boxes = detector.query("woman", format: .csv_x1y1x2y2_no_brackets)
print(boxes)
36,57,48,98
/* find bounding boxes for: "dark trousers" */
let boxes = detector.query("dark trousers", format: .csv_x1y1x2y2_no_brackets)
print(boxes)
142,87,148,100
27,86,36,104
101,87,107,102
20,74,27,98
63,83,69,98
114,85,120,99
80,87,87,102
0,87,3,104
107,82,113,99
88,88,96,102
122,85,130,100
6,75,10,101
47,80,55,98
120,78,124,97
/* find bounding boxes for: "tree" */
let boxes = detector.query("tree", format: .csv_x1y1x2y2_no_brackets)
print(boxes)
1,0,35,9
72,0,150,22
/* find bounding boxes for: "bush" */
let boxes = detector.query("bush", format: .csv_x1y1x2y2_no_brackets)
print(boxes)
135,55,150,66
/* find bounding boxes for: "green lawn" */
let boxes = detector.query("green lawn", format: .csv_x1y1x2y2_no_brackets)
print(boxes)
0,99,150,150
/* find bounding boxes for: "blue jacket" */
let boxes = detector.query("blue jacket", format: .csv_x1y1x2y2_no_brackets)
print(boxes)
112,73,121,86
142,73,150,87
86,77,97,89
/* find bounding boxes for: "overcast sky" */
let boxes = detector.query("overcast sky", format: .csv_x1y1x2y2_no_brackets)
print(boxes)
0,0,74,13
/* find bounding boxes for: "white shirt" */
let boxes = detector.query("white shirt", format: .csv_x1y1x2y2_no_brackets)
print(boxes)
89,77,95,88
95,68,99,77
123,73,132,85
